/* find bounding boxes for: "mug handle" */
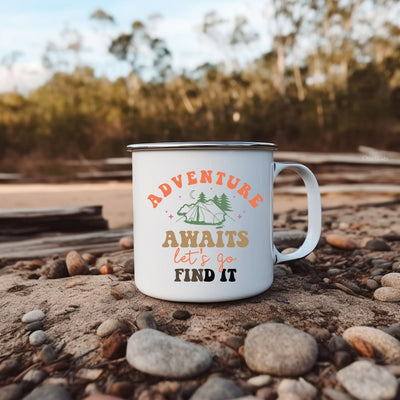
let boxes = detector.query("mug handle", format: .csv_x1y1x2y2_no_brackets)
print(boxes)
273,162,321,264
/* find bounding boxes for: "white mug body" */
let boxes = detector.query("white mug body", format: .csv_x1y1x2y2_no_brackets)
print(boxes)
128,142,321,302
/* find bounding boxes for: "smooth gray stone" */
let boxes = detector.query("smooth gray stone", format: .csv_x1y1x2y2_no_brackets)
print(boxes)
126,329,212,378
190,377,244,400
22,384,71,400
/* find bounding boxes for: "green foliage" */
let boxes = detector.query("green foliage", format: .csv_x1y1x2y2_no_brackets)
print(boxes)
1,1,400,175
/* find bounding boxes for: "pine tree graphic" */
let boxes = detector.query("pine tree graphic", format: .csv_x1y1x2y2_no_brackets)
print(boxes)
198,192,207,203
218,193,233,212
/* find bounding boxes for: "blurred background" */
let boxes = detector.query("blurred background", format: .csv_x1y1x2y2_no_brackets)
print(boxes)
0,0,399,228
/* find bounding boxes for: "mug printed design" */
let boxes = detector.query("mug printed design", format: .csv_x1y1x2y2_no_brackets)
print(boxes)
177,192,233,227
147,169,261,285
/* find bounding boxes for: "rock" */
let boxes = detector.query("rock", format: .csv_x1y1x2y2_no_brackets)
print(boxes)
65,250,89,276
366,279,379,290
0,358,21,376
136,311,157,330
365,239,391,251
29,330,47,346
307,327,331,342
39,344,57,364
76,368,104,380
172,310,191,320
255,387,276,400
374,287,400,302
337,360,398,400
0,383,25,400
224,336,244,351
326,234,357,250
343,326,400,363
392,261,400,272
244,322,318,376
107,381,134,398
247,375,272,388
82,253,97,265
25,320,44,332
126,329,212,378
328,335,351,352
333,351,353,369
22,384,72,400
385,323,400,340
189,377,243,400
273,230,307,248
322,387,356,400
305,252,317,263
45,259,69,279
277,378,318,400
102,330,127,360
99,264,114,275
83,395,124,400
21,309,45,323
96,319,123,337
119,236,133,250
381,273,400,289
22,368,47,384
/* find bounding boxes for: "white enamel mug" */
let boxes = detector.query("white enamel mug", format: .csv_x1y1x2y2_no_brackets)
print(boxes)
127,142,321,302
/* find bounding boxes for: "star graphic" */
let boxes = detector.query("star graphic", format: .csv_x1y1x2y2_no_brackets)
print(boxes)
169,214,174,219
238,214,242,219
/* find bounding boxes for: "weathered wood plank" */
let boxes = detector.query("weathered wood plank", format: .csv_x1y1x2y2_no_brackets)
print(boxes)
0,205,108,237
0,229,132,260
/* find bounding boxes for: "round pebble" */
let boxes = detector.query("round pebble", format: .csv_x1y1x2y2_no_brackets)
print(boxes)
374,287,400,302
82,253,97,265
343,326,400,363
22,368,47,384
322,387,358,400
244,322,318,376
392,261,400,272
25,320,44,332
172,310,191,320
136,311,157,330
307,327,331,342
365,238,391,251
83,395,124,400
189,377,243,400
22,309,45,323
23,384,72,400
29,330,47,346
0,384,25,400
39,344,57,364
119,236,133,250
333,351,353,369
337,360,398,400
65,250,89,276
46,259,69,279
277,378,318,400
126,328,212,378
366,279,379,290
381,273,400,289
385,323,400,341
0,358,20,376
99,264,114,275
247,375,272,387
326,234,357,250
108,381,134,398
96,319,122,337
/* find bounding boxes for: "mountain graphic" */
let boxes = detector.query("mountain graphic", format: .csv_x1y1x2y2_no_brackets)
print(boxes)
177,193,232,226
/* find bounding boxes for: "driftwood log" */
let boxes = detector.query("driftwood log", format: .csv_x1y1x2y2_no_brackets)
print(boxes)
0,205,108,238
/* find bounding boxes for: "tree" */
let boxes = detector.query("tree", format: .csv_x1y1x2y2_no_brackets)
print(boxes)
218,194,233,212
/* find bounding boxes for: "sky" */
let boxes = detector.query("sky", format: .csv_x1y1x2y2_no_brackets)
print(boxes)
0,0,270,94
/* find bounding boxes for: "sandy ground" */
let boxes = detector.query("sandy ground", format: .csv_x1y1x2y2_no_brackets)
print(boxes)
0,182,398,229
